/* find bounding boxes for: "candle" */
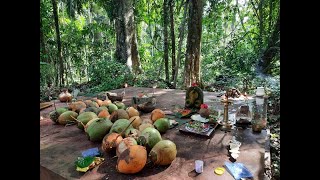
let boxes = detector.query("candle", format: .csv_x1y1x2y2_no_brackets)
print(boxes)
256,87,265,97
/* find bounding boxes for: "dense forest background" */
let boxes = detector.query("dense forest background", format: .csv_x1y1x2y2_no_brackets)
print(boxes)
40,0,280,178
40,0,279,93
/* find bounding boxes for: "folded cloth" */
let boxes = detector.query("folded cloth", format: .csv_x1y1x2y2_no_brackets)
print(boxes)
81,147,100,157
225,162,253,180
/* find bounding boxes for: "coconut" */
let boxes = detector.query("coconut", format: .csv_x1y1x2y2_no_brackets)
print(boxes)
126,107,139,118
109,109,129,122
150,109,165,122
98,109,110,119
126,129,141,140
115,101,126,110
138,123,154,132
101,100,112,107
142,119,153,124
129,116,142,129
56,107,68,115
86,118,113,142
84,118,99,132
88,101,99,108
83,107,99,114
116,137,137,157
117,145,147,174
76,112,98,130
68,101,87,113
84,100,93,106
153,118,170,133
49,107,68,123
138,127,162,149
101,133,123,153
92,99,103,106
49,111,60,123
109,119,134,137
58,111,78,125
97,106,109,114
149,140,177,165
107,103,118,114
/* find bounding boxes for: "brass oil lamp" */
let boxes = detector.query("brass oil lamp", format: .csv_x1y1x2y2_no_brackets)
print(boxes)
220,92,233,132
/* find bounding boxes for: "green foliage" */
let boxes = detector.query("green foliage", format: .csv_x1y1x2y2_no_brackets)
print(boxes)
87,59,133,92
40,0,280,92
40,63,55,87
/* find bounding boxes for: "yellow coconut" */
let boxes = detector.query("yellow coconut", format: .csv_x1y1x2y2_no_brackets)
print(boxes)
126,107,140,118
150,109,165,122
129,116,142,129
138,123,154,132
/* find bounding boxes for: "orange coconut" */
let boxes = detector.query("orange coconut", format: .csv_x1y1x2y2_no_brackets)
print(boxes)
150,109,165,122
116,145,147,174
101,133,123,153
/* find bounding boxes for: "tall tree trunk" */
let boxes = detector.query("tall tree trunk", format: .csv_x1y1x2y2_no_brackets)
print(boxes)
163,0,169,83
260,14,280,74
40,15,48,63
258,0,265,50
184,0,203,88
67,48,74,85
51,0,64,87
174,0,188,88
170,0,176,83
115,0,142,74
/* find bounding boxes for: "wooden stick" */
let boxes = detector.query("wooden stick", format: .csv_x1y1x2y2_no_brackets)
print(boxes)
109,118,137,148
70,115,85,128
53,101,57,111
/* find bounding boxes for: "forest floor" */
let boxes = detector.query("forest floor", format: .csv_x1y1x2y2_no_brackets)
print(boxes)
40,83,280,180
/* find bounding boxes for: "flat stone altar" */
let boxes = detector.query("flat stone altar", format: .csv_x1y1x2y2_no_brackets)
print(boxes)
40,87,268,180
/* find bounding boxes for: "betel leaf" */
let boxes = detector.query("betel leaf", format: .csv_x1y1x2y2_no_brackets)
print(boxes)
75,156,94,168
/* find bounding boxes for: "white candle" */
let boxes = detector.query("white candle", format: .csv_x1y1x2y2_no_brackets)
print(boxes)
256,87,265,96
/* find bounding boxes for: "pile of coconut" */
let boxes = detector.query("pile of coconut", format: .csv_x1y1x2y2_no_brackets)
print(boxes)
48,98,177,174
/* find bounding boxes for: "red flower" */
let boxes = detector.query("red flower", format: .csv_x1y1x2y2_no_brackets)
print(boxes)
200,104,208,109
191,82,198,87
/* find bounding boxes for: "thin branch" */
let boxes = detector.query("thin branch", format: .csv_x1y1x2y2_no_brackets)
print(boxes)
236,0,254,45
249,0,260,20
202,21,241,44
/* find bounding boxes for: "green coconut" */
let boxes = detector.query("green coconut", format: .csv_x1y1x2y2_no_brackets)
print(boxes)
58,111,79,125
110,109,129,122
138,127,162,149
115,101,126,110
149,140,177,165
83,107,99,114
49,111,60,123
56,107,68,114
97,106,109,114
77,112,98,130
109,119,134,137
86,118,113,142
108,103,118,114
153,118,170,133
49,107,68,123
88,101,99,108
